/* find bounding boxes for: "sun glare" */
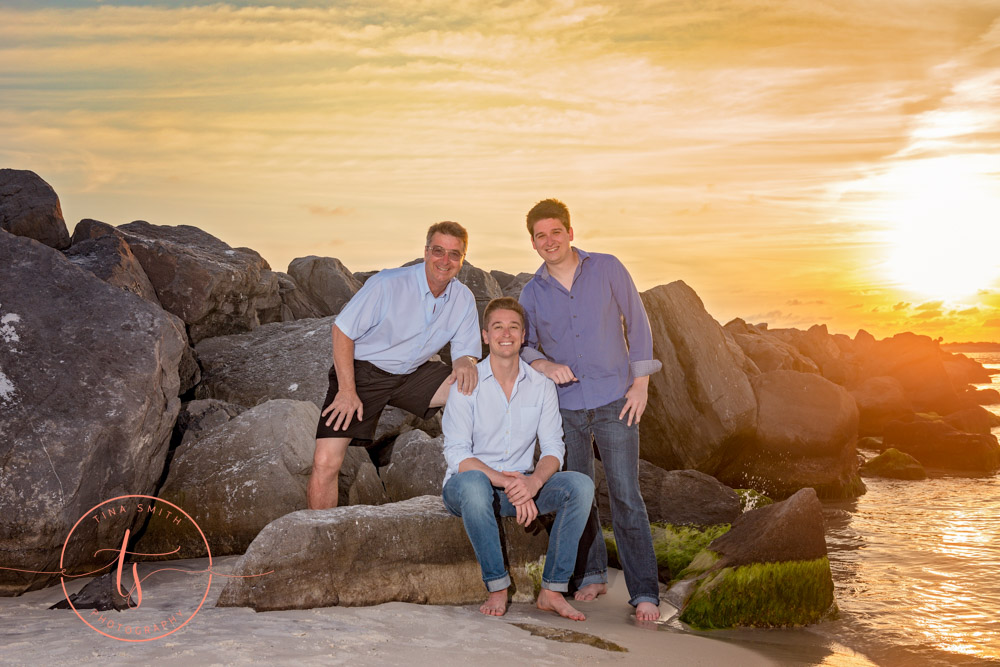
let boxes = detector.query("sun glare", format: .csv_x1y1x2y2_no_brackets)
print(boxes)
882,158,1000,300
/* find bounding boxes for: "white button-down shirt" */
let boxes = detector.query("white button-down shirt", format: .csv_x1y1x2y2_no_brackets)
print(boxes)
442,357,564,485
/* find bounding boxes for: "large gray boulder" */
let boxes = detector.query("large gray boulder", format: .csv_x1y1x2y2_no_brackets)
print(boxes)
0,169,70,250
287,256,362,318
216,496,549,611
595,461,741,527
195,316,334,408
64,232,160,306
274,271,326,320
382,429,448,502
639,281,758,472
716,370,863,499
136,400,318,558
0,230,185,594
490,270,534,299
858,333,967,415
173,398,245,447
114,221,279,343
768,324,858,385
338,447,390,507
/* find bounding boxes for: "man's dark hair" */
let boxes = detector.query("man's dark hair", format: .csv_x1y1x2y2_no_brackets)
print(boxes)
426,221,469,254
483,297,526,329
526,199,571,236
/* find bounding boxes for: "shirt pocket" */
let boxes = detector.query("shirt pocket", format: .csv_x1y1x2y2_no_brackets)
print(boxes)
512,406,542,445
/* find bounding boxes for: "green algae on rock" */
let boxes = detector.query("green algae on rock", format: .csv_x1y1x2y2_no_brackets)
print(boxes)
678,556,836,629
860,448,927,480
604,523,731,582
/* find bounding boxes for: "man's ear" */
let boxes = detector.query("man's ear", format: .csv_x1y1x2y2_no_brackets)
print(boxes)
481,329,489,346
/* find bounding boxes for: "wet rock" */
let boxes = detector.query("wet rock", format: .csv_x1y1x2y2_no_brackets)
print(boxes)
860,448,926,480
724,319,819,374
0,230,184,594
716,370,863,499
639,281,757,472
882,419,1000,474
674,489,835,629
858,333,967,415
943,406,996,436
216,495,549,610
173,398,245,447
0,169,70,249
136,400,318,558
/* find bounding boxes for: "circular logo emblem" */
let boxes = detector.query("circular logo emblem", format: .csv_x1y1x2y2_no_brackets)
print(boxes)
60,495,213,642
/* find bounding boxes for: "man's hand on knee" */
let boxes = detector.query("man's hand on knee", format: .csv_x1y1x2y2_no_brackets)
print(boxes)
501,471,540,505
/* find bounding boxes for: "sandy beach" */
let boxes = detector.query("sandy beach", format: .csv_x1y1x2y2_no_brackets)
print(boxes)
0,556,875,666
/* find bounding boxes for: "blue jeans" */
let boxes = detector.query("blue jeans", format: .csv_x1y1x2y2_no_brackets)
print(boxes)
442,470,594,593
561,397,660,607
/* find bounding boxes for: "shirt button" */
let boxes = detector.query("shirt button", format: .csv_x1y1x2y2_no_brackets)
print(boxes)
576,334,580,338
570,296,574,299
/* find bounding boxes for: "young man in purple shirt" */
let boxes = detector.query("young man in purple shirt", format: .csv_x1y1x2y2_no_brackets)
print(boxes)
518,199,662,622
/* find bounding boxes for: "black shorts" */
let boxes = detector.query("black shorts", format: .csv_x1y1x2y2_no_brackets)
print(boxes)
315,359,452,441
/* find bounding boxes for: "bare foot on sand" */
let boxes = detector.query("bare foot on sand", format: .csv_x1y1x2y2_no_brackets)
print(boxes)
573,582,607,601
479,590,508,616
635,601,660,622
536,589,586,621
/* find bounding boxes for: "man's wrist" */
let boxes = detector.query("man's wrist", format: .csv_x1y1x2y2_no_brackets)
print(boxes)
458,355,478,366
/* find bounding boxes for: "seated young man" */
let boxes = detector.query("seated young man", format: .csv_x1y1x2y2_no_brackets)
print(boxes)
441,297,594,620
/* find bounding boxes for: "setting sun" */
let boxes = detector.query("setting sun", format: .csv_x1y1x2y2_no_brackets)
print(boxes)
883,157,1000,300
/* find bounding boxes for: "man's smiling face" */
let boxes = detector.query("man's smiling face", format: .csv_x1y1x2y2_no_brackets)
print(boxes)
530,217,574,266
424,231,465,294
482,308,525,358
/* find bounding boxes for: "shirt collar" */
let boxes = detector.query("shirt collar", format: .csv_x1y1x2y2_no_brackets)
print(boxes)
536,247,589,282
480,356,529,384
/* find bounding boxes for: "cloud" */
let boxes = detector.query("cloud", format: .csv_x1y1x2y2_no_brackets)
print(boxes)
913,309,943,319
916,300,944,311
893,301,911,311
306,205,352,217
984,319,1000,329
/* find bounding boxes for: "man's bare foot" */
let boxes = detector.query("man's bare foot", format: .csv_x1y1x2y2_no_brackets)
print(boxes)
479,590,508,616
635,601,660,621
536,589,586,621
573,582,607,601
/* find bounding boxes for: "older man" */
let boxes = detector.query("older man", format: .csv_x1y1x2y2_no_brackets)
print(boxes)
308,221,482,509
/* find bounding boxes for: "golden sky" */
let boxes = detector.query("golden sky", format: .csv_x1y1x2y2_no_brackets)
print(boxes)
3,1,999,342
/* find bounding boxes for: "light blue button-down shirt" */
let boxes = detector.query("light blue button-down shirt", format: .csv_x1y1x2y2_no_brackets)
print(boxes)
442,357,564,485
335,263,481,374
519,249,662,411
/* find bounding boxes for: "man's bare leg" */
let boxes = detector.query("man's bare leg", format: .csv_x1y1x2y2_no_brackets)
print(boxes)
573,582,607,601
636,601,660,621
307,437,350,509
537,589,586,621
428,377,452,408
480,589,508,616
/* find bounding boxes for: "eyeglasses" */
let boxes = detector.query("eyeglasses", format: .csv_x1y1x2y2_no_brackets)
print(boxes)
426,245,464,262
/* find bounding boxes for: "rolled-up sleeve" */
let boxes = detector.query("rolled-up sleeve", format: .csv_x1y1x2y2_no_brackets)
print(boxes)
609,257,662,377
441,384,476,472
535,379,565,469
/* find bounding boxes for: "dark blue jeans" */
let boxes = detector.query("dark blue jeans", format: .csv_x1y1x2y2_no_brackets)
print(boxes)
442,470,594,593
561,396,660,607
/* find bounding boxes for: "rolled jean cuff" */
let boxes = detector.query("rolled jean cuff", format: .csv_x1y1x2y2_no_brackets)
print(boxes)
542,580,570,593
573,571,608,590
629,594,660,608
485,573,511,593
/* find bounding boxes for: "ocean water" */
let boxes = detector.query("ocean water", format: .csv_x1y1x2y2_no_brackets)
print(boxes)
816,352,1000,665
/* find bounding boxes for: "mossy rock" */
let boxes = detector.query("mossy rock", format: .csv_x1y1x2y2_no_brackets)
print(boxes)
861,448,927,480
679,557,836,629
604,523,730,583
857,436,883,451
735,489,773,512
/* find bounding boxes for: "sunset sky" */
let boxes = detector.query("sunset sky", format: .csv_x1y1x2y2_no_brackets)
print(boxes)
3,0,999,342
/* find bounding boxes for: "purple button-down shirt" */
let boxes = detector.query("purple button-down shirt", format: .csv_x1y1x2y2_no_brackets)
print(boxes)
518,248,661,411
